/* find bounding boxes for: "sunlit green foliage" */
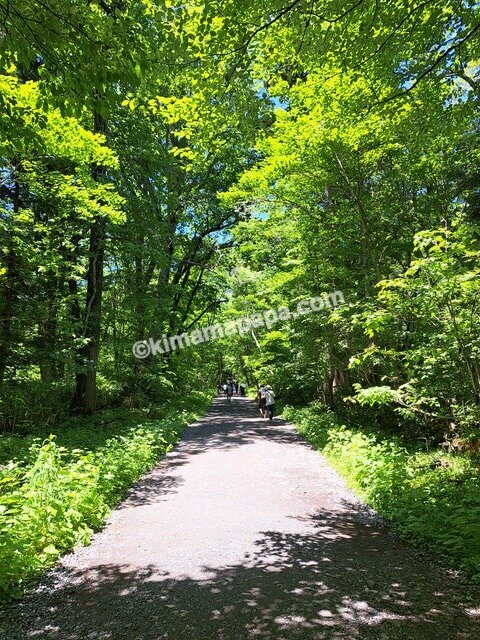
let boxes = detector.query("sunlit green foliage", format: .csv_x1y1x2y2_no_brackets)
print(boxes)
0,391,211,598
285,404,480,580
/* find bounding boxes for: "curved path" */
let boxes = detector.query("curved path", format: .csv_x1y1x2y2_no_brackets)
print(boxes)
2,396,480,639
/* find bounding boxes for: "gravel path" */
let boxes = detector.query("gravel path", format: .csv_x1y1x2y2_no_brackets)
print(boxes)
2,396,480,639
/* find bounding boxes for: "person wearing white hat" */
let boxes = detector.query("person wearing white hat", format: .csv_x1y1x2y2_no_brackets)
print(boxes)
265,385,275,420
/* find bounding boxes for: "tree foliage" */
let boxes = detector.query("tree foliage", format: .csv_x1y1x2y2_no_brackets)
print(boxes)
1,0,480,594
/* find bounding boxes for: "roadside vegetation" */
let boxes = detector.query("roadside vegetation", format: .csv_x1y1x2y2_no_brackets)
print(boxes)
0,391,211,599
284,404,480,581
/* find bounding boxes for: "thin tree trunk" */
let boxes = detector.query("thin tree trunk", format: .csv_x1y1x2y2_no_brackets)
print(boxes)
0,176,20,388
38,316,57,384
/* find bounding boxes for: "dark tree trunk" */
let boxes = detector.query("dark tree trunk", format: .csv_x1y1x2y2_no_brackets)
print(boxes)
71,217,106,413
71,110,107,414
239,356,251,387
37,273,62,385
132,251,147,377
0,177,20,388
38,317,57,384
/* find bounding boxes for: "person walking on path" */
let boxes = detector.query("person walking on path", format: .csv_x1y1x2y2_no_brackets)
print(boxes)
265,385,275,420
226,381,233,402
239,382,246,397
257,384,267,417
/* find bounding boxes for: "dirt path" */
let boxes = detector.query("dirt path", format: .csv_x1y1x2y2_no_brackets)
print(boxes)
2,396,480,639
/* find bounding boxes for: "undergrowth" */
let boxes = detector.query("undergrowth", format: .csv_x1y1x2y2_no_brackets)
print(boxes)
283,404,480,581
0,390,212,599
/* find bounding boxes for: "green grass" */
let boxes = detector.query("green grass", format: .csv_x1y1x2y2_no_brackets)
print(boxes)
0,390,212,599
283,404,480,581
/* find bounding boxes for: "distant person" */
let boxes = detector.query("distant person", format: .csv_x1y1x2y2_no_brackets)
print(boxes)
234,379,239,394
239,382,246,397
265,385,275,420
226,382,233,401
257,384,267,417
222,383,227,393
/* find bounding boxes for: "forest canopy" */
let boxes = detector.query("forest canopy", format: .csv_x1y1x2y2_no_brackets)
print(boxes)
0,0,479,433
1,0,480,597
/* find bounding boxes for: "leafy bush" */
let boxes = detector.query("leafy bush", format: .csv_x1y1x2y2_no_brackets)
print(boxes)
284,404,480,580
0,392,212,599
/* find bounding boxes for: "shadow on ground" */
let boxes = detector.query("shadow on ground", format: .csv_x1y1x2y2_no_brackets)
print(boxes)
119,397,298,509
2,397,479,639
166,397,310,461
3,508,479,640
120,397,309,508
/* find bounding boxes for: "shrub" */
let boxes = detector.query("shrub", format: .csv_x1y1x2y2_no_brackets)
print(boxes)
284,405,480,580
0,393,211,599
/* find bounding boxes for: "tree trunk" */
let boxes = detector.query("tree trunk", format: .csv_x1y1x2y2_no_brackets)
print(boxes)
239,356,251,386
0,177,20,388
38,317,56,385
71,110,107,414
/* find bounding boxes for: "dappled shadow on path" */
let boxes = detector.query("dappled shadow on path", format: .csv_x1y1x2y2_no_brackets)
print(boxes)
3,397,479,640
167,396,310,464
3,509,479,640
116,397,303,508
119,473,185,509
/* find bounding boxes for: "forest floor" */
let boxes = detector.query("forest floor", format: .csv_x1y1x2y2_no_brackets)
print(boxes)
1,396,480,639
